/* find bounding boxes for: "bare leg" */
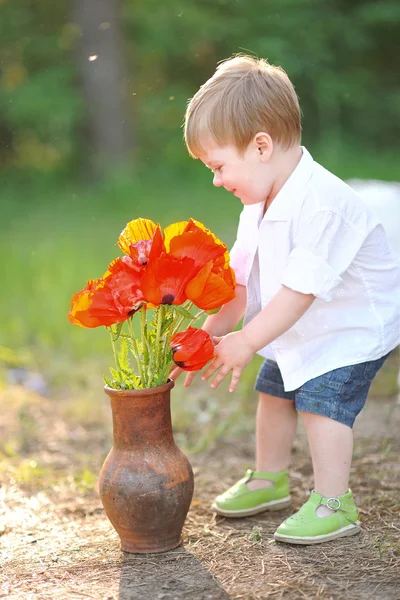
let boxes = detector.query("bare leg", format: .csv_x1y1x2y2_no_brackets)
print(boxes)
247,393,298,491
301,411,353,516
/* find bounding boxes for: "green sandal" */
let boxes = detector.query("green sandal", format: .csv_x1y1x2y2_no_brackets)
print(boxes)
274,489,361,545
211,468,291,517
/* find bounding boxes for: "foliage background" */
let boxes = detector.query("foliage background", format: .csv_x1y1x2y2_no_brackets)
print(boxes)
1,0,399,398
1,11,399,597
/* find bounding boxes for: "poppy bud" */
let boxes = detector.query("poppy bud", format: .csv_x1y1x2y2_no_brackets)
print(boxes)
170,327,214,371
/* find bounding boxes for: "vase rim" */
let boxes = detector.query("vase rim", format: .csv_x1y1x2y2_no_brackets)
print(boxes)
104,379,175,397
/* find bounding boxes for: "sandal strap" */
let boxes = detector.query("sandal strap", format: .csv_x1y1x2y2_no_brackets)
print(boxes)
245,468,288,482
319,495,354,512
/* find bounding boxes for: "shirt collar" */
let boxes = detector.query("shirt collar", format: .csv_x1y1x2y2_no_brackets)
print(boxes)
262,146,314,222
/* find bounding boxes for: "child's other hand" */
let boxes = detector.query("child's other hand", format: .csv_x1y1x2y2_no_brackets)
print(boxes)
201,331,254,392
169,366,198,387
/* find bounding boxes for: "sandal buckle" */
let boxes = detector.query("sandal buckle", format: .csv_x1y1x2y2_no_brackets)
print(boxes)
326,497,341,511
245,469,254,481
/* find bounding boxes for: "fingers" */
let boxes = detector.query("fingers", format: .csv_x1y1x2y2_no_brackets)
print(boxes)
203,361,242,391
228,368,242,393
209,368,230,389
184,371,197,387
173,359,241,392
170,367,197,387
209,365,242,390
169,366,183,381
202,358,222,381
202,357,229,389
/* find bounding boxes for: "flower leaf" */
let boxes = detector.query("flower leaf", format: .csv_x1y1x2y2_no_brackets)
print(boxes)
169,305,194,320
151,362,171,387
103,376,116,388
118,337,130,372
111,321,124,341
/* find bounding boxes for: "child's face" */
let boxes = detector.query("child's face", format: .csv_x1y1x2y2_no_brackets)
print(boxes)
198,138,273,206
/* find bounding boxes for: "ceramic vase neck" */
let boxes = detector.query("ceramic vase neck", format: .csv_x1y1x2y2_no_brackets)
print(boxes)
106,384,175,450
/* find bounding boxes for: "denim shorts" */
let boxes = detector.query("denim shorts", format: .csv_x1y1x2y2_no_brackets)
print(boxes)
254,353,391,428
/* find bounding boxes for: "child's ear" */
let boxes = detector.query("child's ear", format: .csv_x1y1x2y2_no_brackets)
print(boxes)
253,132,273,162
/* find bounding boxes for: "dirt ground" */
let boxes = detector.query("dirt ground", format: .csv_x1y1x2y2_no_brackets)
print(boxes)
1,376,400,600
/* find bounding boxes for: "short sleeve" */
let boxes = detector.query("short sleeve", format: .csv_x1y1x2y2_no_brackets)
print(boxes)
228,207,253,287
281,210,368,301
229,240,247,286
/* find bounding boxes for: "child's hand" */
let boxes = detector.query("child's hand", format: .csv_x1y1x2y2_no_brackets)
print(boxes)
169,366,198,387
201,331,255,392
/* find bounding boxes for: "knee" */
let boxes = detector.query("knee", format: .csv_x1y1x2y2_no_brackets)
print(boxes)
259,393,296,411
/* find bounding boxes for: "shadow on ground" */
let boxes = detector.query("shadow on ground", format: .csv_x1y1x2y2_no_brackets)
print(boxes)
1,361,400,599
119,548,230,600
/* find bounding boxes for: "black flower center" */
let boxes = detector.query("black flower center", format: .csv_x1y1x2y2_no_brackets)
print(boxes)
161,293,174,305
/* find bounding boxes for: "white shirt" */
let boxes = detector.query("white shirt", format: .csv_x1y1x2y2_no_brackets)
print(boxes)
230,147,400,391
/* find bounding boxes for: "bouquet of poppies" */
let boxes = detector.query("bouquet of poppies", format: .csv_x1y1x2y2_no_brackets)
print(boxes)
68,218,236,390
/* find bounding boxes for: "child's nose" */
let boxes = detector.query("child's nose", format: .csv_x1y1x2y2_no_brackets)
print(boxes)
213,173,223,187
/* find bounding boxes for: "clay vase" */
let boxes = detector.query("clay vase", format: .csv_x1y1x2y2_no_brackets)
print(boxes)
98,380,194,553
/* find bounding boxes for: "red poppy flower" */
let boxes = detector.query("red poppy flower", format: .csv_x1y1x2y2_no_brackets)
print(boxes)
185,261,236,310
68,258,145,328
104,257,146,312
140,254,198,305
127,239,153,267
170,327,215,371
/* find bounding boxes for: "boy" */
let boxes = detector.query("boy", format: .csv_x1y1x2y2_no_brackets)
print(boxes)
171,55,400,544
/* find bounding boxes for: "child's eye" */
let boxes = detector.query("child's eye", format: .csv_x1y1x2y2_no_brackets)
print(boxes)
213,166,222,173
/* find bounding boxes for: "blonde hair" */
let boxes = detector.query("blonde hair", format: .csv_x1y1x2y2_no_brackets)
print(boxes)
184,54,301,157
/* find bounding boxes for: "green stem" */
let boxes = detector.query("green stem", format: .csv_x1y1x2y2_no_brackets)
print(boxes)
171,303,205,336
193,309,207,321
185,300,194,311
160,306,172,367
141,306,151,387
108,326,120,371
127,317,145,387
155,304,164,373
172,305,192,335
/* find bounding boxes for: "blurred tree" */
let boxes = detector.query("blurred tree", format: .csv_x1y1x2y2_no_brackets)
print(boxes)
0,1,82,172
73,0,134,176
123,0,400,162
0,0,399,177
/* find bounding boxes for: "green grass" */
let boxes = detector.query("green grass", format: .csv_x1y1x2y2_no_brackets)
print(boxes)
1,166,240,366
1,144,397,465
1,144,399,384
312,142,400,182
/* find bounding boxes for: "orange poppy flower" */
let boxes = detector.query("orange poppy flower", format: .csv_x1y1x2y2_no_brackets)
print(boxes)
70,217,235,325
182,219,230,268
163,220,190,251
102,255,139,277
119,217,229,268
68,278,106,328
118,218,157,255
169,229,227,270
163,218,230,266
170,327,215,371
147,224,165,262
68,258,145,328
185,261,236,310
140,254,198,305
120,224,165,269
